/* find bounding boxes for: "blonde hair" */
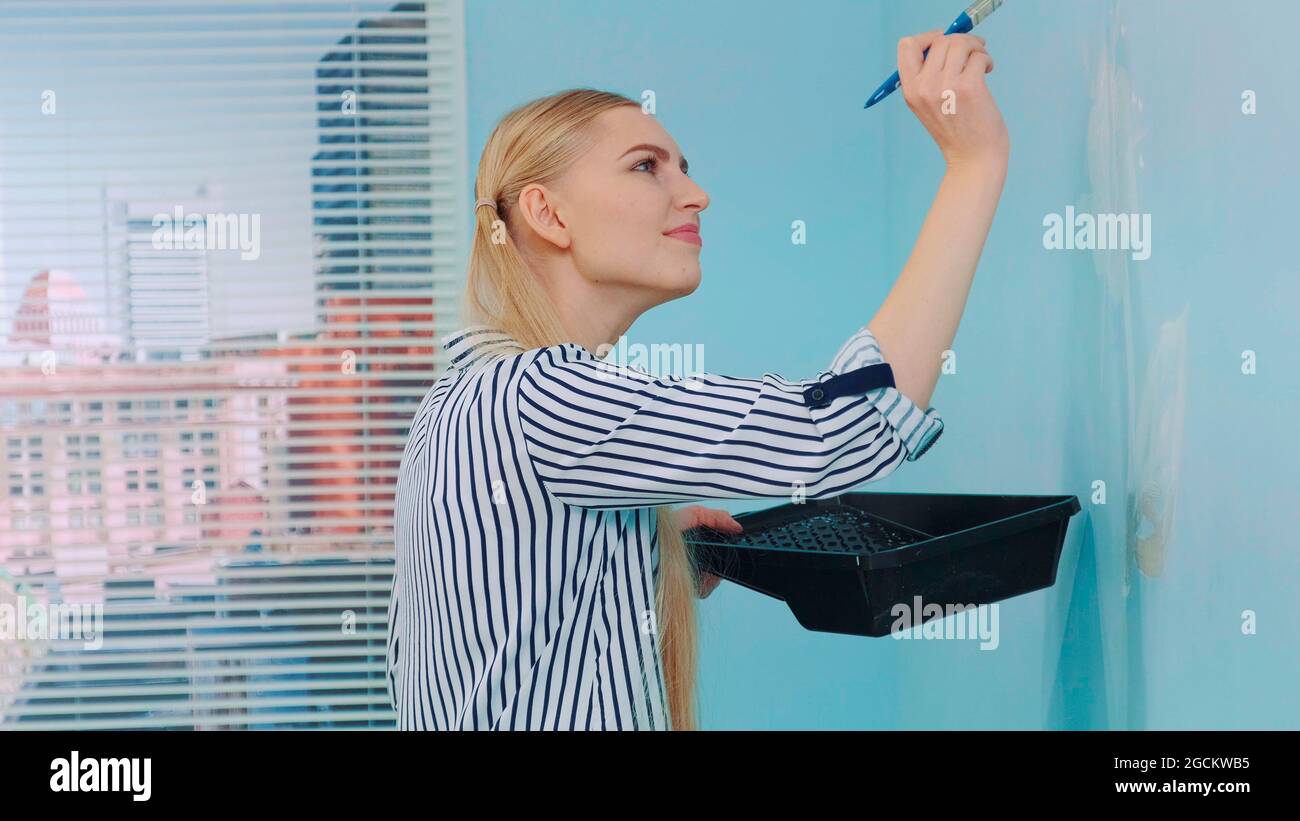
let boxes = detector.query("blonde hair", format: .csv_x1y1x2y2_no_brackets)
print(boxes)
463,88,700,730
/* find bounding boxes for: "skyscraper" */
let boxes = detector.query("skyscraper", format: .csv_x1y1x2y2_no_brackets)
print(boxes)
121,200,213,360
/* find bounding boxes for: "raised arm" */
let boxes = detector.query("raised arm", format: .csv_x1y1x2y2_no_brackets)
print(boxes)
867,30,1010,410
516,324,942,510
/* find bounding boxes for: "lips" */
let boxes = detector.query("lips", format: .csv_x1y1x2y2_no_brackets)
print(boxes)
665,225,701,246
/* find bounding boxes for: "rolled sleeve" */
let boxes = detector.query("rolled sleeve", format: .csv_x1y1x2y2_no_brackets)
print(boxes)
822,325,944,462
514,323,943,510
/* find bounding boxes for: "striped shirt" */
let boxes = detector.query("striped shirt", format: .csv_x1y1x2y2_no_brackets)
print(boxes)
386,322,943,730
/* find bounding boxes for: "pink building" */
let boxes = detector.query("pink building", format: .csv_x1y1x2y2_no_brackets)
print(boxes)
1,270,292,600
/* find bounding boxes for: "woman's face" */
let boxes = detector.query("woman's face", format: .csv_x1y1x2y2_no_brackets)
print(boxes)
531,106,710,303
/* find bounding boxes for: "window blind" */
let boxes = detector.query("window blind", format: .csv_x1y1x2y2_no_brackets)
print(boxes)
0,0,469,729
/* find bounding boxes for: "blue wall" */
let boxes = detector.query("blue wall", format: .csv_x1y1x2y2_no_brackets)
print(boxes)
466,0,1299,729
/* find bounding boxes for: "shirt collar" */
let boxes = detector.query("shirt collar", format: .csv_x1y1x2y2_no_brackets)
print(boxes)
441,323,526,370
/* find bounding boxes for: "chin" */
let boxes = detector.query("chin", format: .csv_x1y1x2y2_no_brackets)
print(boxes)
668,267,702,297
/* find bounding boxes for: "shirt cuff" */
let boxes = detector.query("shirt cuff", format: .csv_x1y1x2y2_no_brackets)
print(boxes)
825,325,945,462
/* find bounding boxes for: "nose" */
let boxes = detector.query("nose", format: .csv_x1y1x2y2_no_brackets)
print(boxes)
678,174,709,213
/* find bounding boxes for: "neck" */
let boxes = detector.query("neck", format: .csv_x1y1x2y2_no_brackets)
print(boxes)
544,270,654,357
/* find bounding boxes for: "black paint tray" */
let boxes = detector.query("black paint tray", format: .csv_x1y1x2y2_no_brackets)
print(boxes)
683,492,1081,637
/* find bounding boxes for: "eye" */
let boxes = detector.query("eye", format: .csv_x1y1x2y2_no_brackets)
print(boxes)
633,155,690,176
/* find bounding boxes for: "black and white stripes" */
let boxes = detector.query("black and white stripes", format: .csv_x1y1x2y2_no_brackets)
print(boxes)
386,323,943,730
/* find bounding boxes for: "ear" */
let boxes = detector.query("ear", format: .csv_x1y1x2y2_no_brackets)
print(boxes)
516,184,572,250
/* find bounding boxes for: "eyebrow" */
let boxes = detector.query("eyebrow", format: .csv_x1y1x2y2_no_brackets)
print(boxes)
619,143,689,174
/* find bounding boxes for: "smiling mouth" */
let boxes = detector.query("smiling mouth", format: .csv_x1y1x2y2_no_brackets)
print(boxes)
665,228,702,246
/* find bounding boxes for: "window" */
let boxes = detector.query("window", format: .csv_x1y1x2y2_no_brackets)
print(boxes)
0,0,466,730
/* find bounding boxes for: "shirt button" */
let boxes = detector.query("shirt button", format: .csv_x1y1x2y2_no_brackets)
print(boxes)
810,387,824,401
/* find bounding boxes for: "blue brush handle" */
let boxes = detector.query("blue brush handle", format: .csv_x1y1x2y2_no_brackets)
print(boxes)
864,11,973,109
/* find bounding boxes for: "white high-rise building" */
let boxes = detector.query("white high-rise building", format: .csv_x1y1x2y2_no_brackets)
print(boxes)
119,200,213,360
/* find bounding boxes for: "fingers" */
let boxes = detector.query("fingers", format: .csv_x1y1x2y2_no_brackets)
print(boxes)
966,51,994,75
933,33,986,79
676,504,743,534
897,29,941,85
672,504,698,531
900,32,990,91
922,35,953,77
701,508,743,532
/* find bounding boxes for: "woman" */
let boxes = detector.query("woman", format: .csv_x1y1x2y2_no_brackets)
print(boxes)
387,30,1008,730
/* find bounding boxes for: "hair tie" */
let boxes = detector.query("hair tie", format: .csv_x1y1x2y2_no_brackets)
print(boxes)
474,197,498,212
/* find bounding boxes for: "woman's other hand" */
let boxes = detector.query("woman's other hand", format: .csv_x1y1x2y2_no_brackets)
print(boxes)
673,504,742,599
